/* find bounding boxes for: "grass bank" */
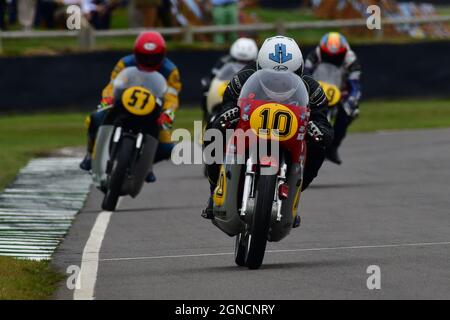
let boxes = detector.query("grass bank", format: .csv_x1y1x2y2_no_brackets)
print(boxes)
0,113,86,191
0,257,63,300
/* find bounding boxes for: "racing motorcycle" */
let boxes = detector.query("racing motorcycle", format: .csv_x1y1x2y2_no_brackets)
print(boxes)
91,67,167,211
210,69,310,269
312,62,343,122
205,62,245,120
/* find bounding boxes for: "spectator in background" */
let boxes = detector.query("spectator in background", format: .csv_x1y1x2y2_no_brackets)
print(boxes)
211,0,238,45
8,0,18,25
0,0,18,30
127,0,143,27
35,0,59,28
158,0,171,27
81,0,113,29
18,0,37,30
0,0,6,30
135,0,161,27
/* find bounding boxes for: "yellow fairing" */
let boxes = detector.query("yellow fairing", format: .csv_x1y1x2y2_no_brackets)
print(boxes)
206,79,228,113
217,82,228,97
292,186,302,218
121,86,156,116
213,165,227,207
84,115,91,129
318,81,341,107
249,103,298,141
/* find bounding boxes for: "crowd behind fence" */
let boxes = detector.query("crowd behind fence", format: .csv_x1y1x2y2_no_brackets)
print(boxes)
1,14,450,52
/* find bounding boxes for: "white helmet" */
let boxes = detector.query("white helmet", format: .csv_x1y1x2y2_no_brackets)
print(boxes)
257,35,303,73
230,37,258,62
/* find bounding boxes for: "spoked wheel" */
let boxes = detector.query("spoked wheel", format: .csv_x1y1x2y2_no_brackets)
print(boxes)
243,174,277,270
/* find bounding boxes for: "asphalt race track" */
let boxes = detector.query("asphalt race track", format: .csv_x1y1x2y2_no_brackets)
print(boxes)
53,128,450,300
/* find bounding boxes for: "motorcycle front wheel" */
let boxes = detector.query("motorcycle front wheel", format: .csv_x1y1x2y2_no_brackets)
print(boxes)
244,174,277,269
102,137,134,211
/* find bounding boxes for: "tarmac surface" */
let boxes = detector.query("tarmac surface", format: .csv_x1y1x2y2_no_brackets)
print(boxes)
53,129,450,299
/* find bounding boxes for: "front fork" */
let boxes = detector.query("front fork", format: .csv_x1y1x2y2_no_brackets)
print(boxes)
106,126,144,176
240,157,255,217
239,155,288,223
275,162,288,222
106,126,122,174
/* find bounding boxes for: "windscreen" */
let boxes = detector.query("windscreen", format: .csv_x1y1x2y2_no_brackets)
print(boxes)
238,69,309,107
113,67,168,99
216,62,245,81
312,63,344,88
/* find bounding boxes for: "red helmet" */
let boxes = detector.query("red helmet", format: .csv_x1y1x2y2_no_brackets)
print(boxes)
134,31,167,72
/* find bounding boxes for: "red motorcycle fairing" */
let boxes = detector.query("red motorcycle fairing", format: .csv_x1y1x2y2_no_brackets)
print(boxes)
224,97,310,166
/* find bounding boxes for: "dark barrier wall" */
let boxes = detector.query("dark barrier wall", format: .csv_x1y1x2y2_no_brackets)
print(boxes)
1,41,450,111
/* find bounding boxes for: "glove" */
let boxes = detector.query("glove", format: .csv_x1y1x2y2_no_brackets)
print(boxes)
157,109,175,130
307,121,324,145
98,96,114,109
342,96,359,119
211,107,240,130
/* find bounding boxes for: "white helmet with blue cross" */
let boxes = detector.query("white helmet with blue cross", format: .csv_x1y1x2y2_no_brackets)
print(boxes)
257,35,303,73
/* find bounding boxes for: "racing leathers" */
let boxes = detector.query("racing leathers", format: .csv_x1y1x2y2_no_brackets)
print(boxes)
305,47,362,163
203,61,334,200
85,54,181,165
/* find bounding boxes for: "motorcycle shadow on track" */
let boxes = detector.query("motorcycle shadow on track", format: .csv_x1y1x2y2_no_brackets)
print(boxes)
115,204,203,213
308,182,386,190
167,257,372,275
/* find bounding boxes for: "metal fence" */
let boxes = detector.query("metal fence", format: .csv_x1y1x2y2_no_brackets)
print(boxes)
1,15,450,51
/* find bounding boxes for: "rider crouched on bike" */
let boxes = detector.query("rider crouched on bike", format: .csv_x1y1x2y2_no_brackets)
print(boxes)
202,35,334,227
80,31,182,182
200,37,258,118
305,32,362,165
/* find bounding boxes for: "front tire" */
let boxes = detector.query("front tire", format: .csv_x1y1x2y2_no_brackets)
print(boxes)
244,174,277,269
102,137,134,211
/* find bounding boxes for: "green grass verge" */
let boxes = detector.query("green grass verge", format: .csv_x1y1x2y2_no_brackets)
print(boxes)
351,99,450,132
0,112,85,300
0,112,86,191
0,257,64,300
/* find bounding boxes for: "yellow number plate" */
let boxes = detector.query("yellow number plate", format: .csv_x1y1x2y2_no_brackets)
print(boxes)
121,86,156,116
249,103,298,141
318,81,341,107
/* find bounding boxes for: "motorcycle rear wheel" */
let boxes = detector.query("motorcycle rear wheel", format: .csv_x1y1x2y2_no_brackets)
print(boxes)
244,174,277,269
102,137,134,211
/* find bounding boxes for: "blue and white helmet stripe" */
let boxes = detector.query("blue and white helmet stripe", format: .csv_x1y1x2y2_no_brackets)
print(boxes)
258,35,303,72
269,43,293,64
